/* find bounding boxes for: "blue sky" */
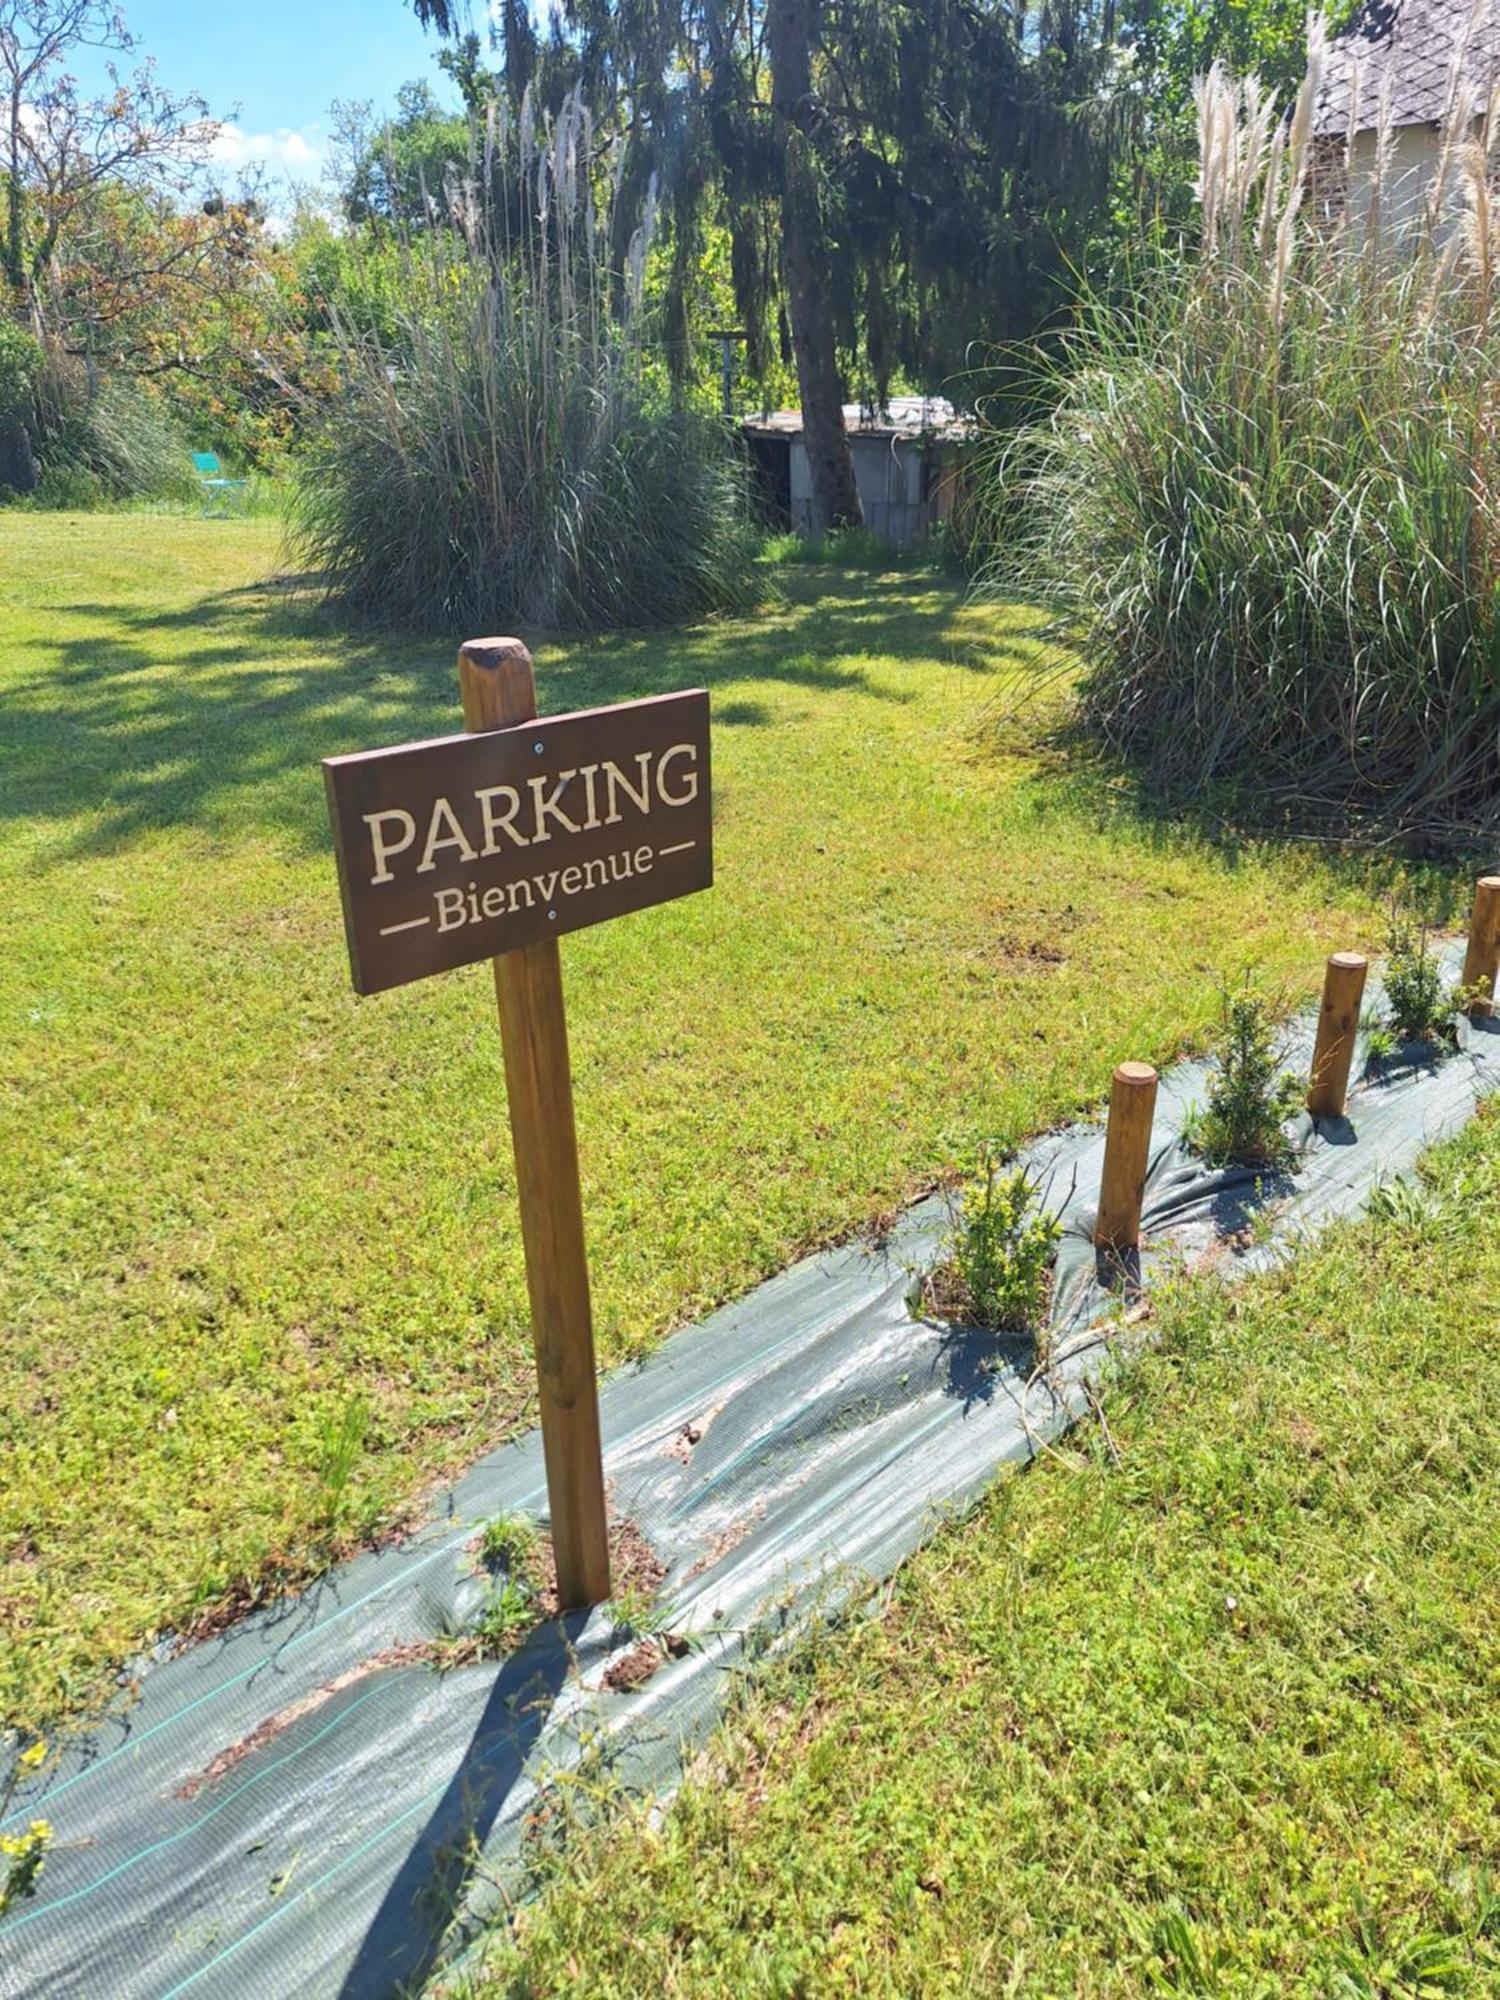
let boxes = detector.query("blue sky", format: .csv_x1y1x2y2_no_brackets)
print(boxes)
70,0,465,193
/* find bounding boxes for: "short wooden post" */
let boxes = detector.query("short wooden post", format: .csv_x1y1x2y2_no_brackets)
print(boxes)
458,637,611,1609
1307,951,1368,1120
1460,876,1500,1018
1095,1061,1158,1253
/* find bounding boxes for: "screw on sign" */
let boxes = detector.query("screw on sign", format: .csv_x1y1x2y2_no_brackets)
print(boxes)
323,640,713,1604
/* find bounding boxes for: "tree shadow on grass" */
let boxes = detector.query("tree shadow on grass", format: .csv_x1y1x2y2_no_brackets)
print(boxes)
985,692,1464,912
4,567,1037,866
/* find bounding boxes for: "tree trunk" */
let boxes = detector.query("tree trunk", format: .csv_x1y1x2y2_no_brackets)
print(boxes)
0,417,37,493
765,0,862,534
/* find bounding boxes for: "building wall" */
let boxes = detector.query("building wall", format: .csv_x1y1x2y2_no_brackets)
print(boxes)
788,434,935,544
1334,124,1456,239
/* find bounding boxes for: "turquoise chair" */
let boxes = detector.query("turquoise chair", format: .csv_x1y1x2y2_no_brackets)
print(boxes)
192,451,248,516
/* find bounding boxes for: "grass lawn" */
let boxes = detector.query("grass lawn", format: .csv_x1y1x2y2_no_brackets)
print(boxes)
476,1110,1500,1999
1,512,1393,1735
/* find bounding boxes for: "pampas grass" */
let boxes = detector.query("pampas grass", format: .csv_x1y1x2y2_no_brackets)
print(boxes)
991,17,1500,846
294,89,757,634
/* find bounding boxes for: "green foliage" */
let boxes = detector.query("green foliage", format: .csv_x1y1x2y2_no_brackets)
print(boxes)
19,360,193,505
992,53,1500,848
1188,985,1301,1170
469,1574,537,1653
469,1109,1500,1996
410,0,1135,416
477,1511,540,1582
0,1819,52,1921
0,322,42,430
606,1581,681,1644
1383,910,1455,1045
759,526,910,571
0,518,1384,1733
928,1154,1060,1332
314,1394,371,1533
295,94,758,632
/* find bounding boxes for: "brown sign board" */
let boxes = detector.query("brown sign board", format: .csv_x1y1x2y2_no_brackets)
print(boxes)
323,689,712,994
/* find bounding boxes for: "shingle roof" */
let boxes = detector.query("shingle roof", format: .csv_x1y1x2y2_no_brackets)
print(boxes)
1313,0,1500,137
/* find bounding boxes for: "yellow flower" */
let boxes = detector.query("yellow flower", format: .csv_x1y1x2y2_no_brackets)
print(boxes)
18,1741,47,1772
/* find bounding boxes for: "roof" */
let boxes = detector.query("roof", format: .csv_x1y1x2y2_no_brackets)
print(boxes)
1314,0,1500,138
742,395,973,442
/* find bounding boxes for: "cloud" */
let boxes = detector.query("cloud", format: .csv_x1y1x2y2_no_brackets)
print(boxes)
208,122,324,176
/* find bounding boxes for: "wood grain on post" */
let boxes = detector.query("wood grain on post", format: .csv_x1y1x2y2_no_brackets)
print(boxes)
1307,951,1368,1121
1095,1061,1158,1254
458,637,611,1609
1460,876,1500,1018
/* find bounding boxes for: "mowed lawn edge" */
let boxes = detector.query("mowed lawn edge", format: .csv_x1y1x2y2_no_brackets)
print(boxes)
3,512,1387,1735
475,1107,1500,2000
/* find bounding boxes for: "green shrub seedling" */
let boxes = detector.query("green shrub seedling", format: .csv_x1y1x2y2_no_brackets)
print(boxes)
470,1575,538,1655
922,1152,1060,1334
1383,907,1456,1045
1187,985,1302,1171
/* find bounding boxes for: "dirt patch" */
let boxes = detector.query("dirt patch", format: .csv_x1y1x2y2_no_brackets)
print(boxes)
602,1640,663,1693
601,1632,692,1694
608,1512,667,1600
992,932,1067,969
683,1507,764,1583
664,1403,724,1464
530,1508,666,1619
177,1511,670,1794
174,1642,434,1799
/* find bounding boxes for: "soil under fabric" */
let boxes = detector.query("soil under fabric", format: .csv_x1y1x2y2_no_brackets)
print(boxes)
4,943,1497,1999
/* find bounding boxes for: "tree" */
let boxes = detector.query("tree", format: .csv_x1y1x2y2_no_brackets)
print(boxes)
765,0,861,528
329,80,468,229
2,0,219,484
405,0,1134,531
2,0,217,308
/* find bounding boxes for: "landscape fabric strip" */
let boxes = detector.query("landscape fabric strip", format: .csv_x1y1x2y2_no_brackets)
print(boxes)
3,945,1497,2000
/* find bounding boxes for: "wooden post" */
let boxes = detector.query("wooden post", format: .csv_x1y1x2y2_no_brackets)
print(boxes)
1307,951,1368,1120
1460,876,1500,1018
1095,1061,1158,1253
458,637,611,1609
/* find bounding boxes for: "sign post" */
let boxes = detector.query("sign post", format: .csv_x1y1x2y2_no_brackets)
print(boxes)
322,639,713,1608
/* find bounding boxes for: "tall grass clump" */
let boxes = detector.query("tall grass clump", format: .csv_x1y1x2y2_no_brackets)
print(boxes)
294,91,757,633
993,20,1500,846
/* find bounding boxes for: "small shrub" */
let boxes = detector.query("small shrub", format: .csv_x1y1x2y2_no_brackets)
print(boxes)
18,357,193,506
30,463,107,511
1383,909,1454,1044
923,1153,1060,1332
1187,986,1301,1170
605,1581,686,1645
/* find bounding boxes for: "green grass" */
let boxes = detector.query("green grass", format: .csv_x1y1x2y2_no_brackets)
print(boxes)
0,513,1394,1734
472,1111,1500,1999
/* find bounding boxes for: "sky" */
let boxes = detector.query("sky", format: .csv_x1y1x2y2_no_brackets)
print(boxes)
68,0,469,196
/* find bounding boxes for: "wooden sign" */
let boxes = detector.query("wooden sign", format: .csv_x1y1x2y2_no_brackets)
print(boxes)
323,644,714,1611
323,689,712,994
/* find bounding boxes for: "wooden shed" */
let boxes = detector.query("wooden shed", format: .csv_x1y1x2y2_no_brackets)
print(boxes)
741,396,974,547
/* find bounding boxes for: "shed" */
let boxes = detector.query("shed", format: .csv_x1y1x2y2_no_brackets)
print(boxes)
741,396,974,547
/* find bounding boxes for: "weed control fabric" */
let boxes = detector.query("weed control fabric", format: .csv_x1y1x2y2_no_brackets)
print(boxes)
4,946,1497,1999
